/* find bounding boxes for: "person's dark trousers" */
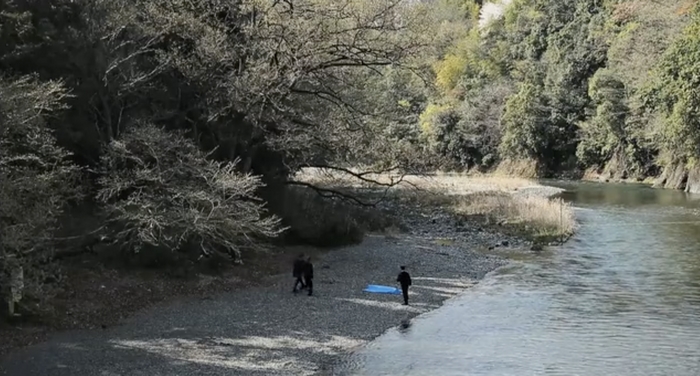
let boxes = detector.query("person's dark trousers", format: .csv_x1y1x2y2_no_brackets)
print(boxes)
293,277,305,292
305,277,313,296
401,284,409,305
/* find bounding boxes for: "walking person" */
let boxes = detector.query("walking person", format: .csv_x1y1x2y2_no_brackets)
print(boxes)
396,266,412,305
303,256,314,296
292,253,306,293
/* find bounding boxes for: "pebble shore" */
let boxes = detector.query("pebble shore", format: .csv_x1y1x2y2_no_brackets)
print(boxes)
0,186,561,376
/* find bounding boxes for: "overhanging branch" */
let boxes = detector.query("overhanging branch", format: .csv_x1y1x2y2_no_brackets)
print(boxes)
285,180,378,206
287,166,409,207
305,164,402,187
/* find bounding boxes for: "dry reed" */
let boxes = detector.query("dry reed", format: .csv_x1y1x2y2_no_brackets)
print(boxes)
293,168,577,241
295,168,539,193
452,192,576,239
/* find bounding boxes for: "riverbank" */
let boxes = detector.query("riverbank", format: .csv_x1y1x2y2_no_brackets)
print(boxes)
0,234,511,376
294,170,576,244
0,178,572,375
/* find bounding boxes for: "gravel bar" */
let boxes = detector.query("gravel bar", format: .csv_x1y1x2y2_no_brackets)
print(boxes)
0,213,530,376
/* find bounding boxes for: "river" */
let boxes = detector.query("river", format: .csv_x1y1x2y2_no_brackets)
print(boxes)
334,181,700,376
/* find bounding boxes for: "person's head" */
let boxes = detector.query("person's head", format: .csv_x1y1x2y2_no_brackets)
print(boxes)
298,253,305,259
400,266,406,271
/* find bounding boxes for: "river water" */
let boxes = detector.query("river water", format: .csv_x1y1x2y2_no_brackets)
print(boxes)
335,181,700,376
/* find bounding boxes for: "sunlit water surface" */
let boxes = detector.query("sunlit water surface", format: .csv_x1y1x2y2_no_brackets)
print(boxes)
335,181,700,376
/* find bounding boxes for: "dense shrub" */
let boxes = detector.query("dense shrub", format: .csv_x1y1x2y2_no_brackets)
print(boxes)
264,186,397,248
0,77,82,313
96,124,283,264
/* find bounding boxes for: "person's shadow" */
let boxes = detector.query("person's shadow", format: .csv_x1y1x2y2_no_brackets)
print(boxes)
398,318,411,334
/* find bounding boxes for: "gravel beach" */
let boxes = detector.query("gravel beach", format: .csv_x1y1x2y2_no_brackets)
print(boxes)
0,186,560,376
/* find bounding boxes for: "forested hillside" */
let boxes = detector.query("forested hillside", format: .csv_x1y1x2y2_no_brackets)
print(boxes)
1,0,699,315
422,0,700,187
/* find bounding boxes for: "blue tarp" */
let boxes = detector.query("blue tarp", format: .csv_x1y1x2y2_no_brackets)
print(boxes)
363,284,401,295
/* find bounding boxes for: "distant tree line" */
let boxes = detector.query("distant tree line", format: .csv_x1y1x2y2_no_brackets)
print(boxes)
421,0,700,186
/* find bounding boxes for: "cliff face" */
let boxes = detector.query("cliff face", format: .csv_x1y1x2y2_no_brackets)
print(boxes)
654,163,688,191
683,167,700,194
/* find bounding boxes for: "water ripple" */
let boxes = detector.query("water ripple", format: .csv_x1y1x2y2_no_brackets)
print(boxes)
335,185,700,375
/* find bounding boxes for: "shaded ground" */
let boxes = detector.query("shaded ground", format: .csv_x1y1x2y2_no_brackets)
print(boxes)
0,182,562,375
0,246,323,359
0,228,520,375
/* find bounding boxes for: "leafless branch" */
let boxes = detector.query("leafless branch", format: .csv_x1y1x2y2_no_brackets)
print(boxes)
284,181,378,207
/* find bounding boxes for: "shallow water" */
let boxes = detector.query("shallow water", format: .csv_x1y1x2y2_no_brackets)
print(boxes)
335,181,700,376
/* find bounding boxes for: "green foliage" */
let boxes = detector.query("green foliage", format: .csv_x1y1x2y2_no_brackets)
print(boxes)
501,0,550,62
419,0,610,174
576,68,629,167
454,78,515,169
499,79,549,162
642,5,700,165
420,103,452,136
421,0,695,179
498,0,608,173
435,53,470,93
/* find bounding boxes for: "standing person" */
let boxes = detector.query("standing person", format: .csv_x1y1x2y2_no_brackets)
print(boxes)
396,266,412,305
292,253,306,293
303,256,314,296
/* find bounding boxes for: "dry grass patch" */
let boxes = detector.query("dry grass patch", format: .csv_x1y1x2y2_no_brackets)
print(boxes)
428,173,537,193
452,192,576,242
294,168,540,194
385,187,576,243
494,158,542,178
292,168,576,242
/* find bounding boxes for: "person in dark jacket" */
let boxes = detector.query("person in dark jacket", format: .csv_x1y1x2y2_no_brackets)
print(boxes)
303,256,314,296
396,266,412,305
292,253,306,293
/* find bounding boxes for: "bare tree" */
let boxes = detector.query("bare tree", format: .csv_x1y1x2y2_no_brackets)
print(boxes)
0,76,82,313
96,124,283,262
103,0,435,177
